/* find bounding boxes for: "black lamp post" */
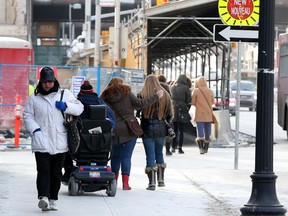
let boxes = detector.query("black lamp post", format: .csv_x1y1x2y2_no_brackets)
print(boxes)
240,0,286,215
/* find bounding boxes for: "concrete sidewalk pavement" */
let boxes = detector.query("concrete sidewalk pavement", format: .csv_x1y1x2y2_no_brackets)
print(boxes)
0,142,288,216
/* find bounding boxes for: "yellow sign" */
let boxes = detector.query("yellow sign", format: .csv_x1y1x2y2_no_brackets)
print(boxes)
218,0,260,26
157,0,169,6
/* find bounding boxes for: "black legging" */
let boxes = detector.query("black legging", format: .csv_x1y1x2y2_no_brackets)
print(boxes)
172,121,184,149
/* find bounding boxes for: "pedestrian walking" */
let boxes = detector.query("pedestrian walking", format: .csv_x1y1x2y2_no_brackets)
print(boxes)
23,67,84,211
191,76,215,154
138,75,173,190
100,77,163,190
62,80,116,184
157,75,173,156
171,74,192,154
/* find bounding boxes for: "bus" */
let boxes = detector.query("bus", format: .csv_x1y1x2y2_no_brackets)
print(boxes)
0,37,34,129
277,32,288,139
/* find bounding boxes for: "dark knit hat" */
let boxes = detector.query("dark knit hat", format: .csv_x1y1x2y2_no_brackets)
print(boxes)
39,67,56,82
80,80,94,93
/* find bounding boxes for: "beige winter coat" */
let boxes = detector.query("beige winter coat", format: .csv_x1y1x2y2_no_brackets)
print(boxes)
191,76,215,122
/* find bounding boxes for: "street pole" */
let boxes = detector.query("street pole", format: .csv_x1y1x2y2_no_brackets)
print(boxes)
69,3,82,45
84,0,91,50
94,0,101,67
141,0,145,70
240,0,287,215
234,42,241,170
69,4,72,45
84,0,91,65
114,0,120,66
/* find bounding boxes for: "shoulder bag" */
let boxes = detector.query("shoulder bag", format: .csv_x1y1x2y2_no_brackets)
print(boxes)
111,104,143,137
60,90,83,155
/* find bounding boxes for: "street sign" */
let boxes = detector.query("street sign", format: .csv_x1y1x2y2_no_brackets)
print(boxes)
213,24,258,43
218,0,260,26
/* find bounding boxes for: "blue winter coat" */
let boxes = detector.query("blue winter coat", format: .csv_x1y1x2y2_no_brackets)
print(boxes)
77,92,116,129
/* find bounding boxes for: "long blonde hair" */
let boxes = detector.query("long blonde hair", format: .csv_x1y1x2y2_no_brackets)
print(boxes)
139,74,173,119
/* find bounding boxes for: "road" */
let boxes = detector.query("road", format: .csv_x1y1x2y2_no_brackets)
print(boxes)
229,106,287,144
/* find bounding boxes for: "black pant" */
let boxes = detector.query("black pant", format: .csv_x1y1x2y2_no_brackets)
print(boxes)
35,152,65,200
172,121,184,149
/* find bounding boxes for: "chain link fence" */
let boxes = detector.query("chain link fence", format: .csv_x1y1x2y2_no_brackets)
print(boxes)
0,64,144,131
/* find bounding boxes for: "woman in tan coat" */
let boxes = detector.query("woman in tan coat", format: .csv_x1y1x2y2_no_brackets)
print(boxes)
191,76,215,154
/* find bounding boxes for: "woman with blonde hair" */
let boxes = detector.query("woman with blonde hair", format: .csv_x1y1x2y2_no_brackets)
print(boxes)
138,75,174,190
101,77,163,190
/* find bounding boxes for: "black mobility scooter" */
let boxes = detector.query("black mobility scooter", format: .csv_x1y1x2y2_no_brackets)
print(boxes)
67,105,116,197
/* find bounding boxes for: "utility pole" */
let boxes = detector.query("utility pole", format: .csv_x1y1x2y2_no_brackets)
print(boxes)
141,0,146,70
240,0,286,215
114,0,120,66
94,0,101,66
84,0,91,50
84,0,91,65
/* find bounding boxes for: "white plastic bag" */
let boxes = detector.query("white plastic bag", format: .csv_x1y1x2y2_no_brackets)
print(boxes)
189,106,197,127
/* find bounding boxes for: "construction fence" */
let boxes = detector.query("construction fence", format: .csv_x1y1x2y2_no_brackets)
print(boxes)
0,64,144,130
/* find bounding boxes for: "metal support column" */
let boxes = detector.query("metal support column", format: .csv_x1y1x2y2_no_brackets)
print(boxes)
240,0,286,215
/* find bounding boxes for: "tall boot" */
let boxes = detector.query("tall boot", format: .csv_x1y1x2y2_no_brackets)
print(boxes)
122,174,131,190
195,137,205,154
204,140,210,153
165,137,172,156
157,163,167,187
145,166,158,191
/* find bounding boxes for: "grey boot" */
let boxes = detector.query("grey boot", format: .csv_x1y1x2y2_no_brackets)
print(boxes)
145,166,158,191
196,138,205,154
204,140,210,153
156,163,167,187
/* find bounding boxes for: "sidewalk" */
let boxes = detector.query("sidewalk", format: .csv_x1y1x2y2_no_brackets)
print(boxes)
1,141,288,216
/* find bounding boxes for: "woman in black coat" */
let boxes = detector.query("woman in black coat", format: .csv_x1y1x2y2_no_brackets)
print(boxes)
171,74,192,154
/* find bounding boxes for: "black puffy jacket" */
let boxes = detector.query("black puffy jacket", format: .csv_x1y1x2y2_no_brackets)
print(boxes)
141,113,167,138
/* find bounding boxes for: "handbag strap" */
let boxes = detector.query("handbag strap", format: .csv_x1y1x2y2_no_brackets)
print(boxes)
60,89,65,119
198,88,211,109
198,88,214,119
105,101,126,121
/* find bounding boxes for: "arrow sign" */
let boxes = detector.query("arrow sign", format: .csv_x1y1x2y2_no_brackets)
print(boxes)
213,24,259,43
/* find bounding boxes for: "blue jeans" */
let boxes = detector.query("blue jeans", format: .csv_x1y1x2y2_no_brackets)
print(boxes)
196,122,211,140
142,137,165,167
111,138,137,176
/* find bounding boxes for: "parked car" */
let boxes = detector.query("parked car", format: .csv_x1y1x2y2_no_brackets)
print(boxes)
230,80,257,111
213,88,236,116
